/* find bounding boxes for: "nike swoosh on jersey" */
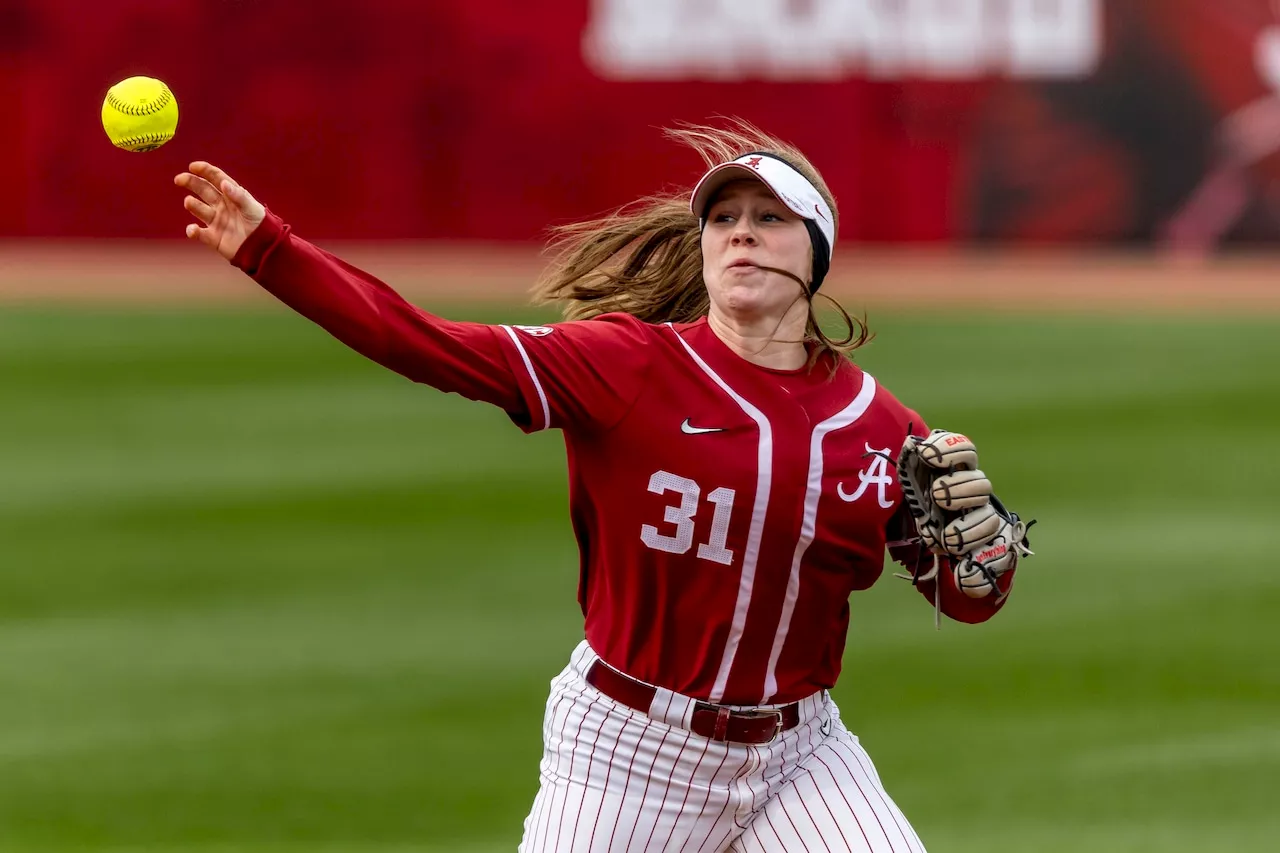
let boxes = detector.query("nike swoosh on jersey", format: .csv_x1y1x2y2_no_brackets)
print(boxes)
680,419,726,435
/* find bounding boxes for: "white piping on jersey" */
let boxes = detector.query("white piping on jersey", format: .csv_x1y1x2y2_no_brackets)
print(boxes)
762,373,878,704
665,323,772,705
500,325,551,431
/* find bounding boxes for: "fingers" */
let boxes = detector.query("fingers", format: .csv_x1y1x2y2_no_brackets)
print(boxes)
188,161,234,191
174,171,222,205
184,222,219,249
187,161,260,214
220,179,246,204
220,177,266,224
183,193,215,225
220,178,263,215
180,164,260,210
177,161,266,248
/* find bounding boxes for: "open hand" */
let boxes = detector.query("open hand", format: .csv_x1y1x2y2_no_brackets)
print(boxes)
174,161,267,260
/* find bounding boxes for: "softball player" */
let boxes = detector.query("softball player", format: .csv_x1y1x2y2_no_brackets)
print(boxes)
175,121,1024,852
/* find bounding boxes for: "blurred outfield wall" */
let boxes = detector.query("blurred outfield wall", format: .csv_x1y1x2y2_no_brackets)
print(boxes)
5,0,1280,257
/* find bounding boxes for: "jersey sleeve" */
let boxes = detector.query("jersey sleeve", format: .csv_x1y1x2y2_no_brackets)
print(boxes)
491,312,654,433
885,411,1015,624
231,211,651,433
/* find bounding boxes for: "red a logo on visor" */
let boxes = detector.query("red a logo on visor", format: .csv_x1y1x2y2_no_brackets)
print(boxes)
744,156,762,169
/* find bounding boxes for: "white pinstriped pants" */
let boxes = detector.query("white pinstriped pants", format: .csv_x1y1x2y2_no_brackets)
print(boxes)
519,642,927,853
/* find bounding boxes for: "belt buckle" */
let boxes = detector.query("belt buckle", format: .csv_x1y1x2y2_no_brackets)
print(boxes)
765,709,784,744
743,708,784,745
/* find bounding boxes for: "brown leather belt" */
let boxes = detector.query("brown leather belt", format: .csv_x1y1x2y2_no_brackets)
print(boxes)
585,660,801,746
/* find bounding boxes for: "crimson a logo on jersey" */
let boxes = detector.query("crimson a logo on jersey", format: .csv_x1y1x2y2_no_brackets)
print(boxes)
836,443,894,508
514,324,554,337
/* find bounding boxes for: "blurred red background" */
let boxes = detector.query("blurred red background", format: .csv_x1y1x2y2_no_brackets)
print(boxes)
5,0,1280,250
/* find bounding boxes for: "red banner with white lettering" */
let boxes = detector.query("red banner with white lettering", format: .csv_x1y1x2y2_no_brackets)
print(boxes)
5,0,1279,249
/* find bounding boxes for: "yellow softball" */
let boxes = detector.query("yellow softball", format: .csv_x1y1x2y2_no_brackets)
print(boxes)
101,76,179,152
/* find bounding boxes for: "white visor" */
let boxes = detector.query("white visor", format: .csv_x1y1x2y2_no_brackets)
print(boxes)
690,153,835,261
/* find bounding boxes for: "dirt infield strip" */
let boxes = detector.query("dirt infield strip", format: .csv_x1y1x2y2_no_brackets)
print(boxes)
2,242,1279,314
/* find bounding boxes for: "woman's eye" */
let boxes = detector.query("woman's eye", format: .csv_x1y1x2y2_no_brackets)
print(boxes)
761,213,782,222
713,213,735,223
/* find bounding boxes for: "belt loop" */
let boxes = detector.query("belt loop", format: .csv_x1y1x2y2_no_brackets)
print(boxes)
649,686,695,730
712,706,732,743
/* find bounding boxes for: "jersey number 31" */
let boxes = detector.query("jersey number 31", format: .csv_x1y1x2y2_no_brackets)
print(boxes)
639,470,736,566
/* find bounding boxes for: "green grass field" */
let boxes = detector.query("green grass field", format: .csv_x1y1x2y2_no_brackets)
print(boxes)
1,304,1277,853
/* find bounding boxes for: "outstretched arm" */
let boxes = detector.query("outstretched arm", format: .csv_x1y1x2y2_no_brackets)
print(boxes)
176,161,525,412
173,162,651,433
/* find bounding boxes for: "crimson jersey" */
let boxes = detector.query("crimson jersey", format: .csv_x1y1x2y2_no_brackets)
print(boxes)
233,212,1013,705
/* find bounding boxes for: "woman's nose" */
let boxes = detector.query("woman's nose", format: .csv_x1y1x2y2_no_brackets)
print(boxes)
731,222,757,245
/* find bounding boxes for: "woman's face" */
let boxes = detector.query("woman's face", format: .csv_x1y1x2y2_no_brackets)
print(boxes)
700,179,813,323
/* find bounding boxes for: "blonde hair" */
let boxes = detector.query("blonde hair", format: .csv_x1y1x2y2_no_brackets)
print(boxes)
531,118,871,368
